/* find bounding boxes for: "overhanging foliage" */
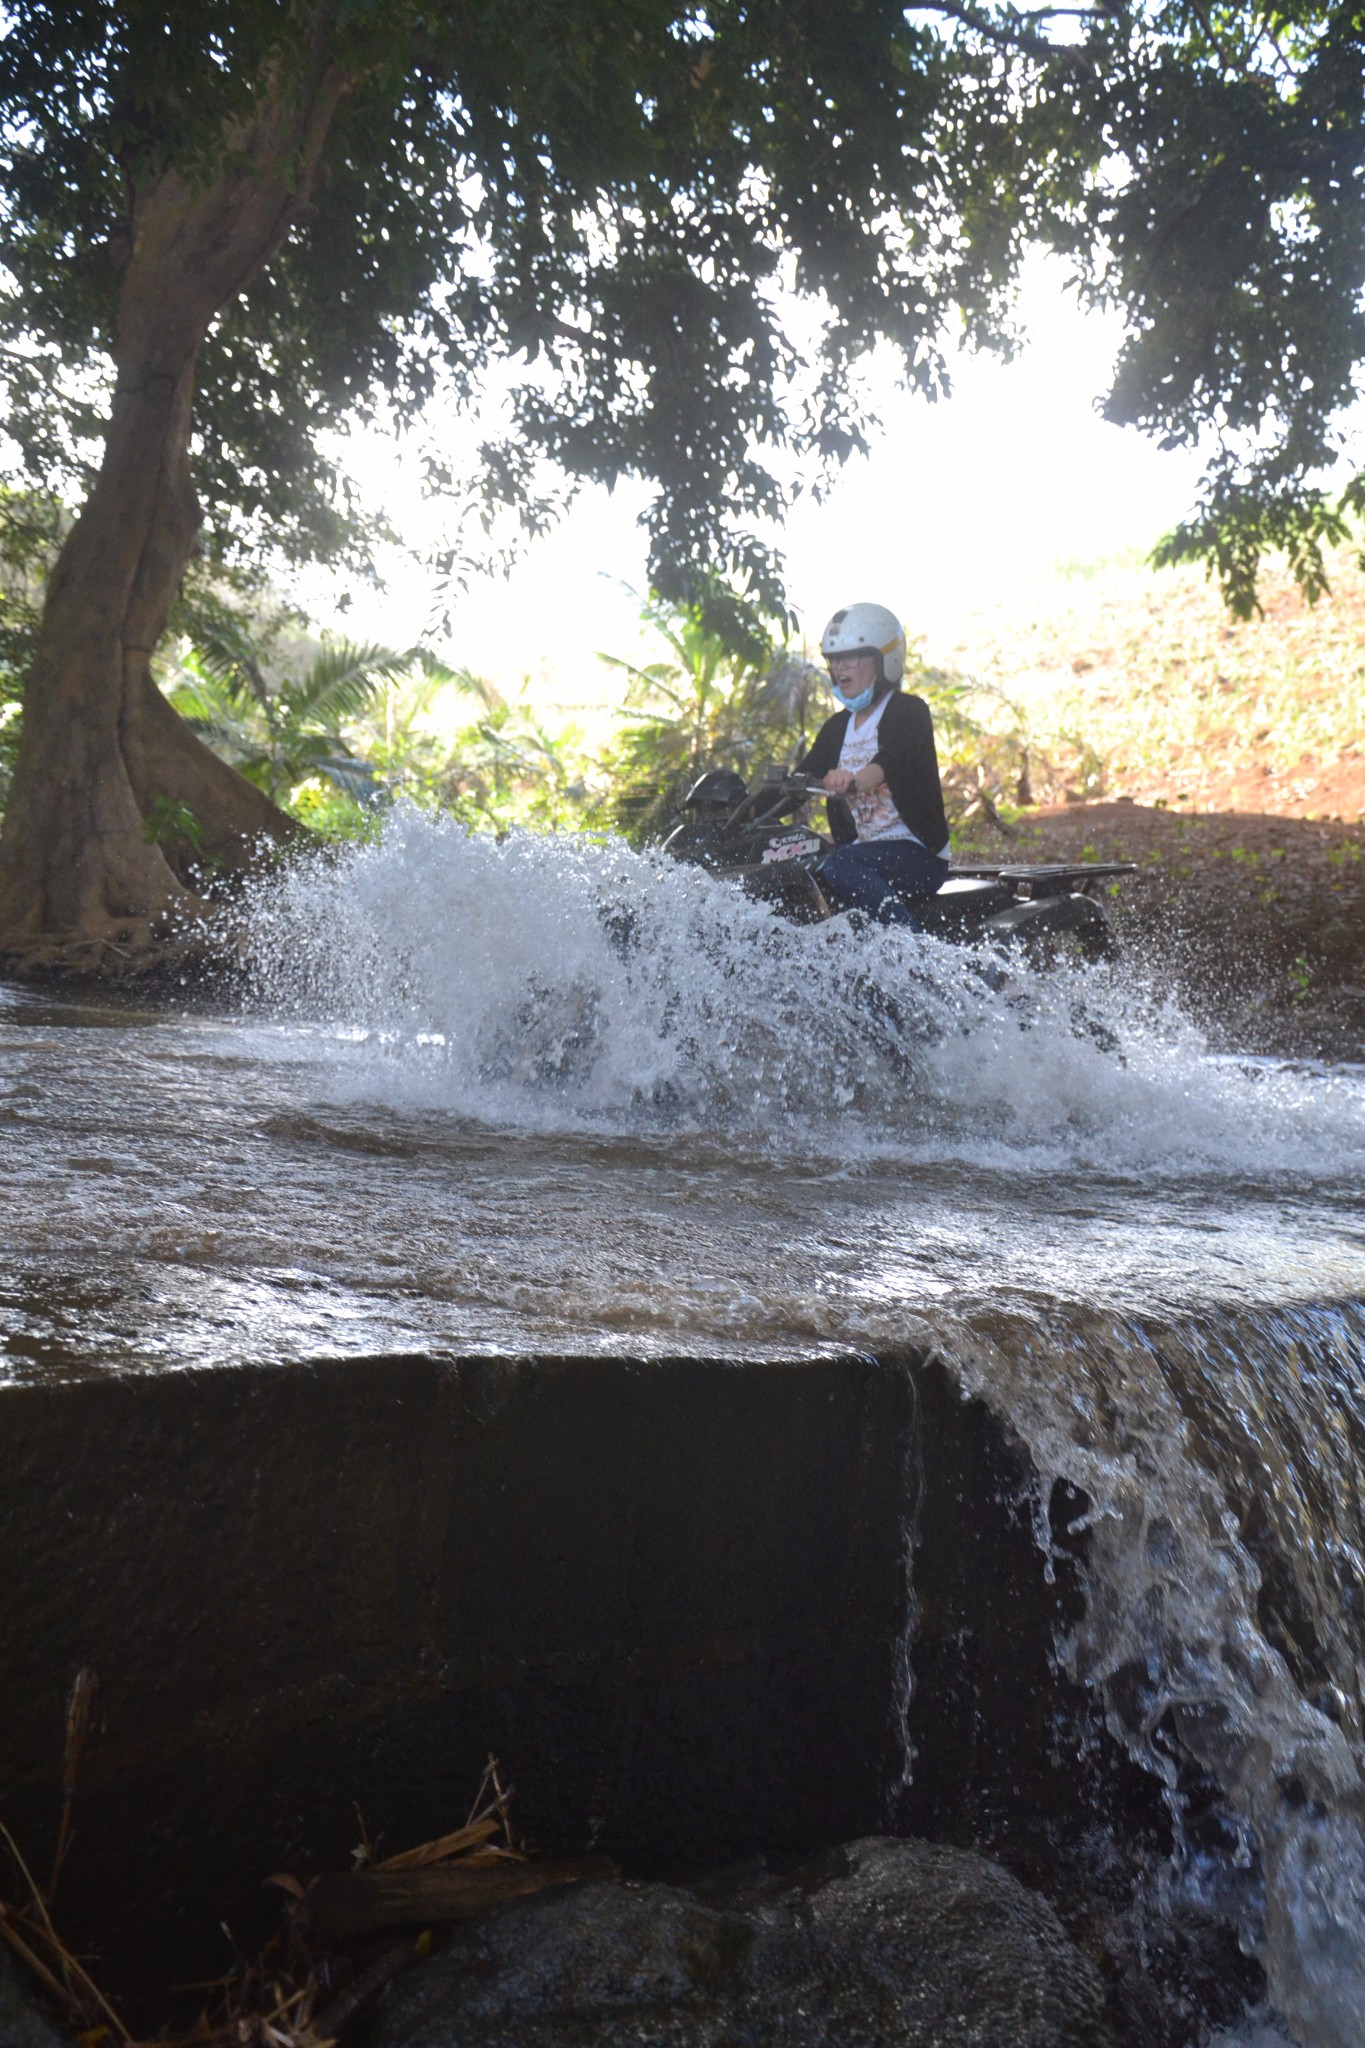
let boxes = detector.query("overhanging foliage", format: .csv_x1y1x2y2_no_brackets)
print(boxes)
6,0,1360,626
0,0,1360,654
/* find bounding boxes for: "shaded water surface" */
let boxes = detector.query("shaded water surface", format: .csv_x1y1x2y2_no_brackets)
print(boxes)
3,814,1365,2048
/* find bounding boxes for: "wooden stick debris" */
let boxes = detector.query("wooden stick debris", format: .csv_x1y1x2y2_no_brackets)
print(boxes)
305,1856,616,1941
374,1814,501,1871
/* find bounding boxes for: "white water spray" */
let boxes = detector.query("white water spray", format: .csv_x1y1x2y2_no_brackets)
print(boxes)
241,810,1365,1181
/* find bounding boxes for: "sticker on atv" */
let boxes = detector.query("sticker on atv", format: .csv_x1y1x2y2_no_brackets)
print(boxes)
760,834,820,864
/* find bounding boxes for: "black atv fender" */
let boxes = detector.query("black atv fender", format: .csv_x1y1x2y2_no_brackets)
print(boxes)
981,891,1117,964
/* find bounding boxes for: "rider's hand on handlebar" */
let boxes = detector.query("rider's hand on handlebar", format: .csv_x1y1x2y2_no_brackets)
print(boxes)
823,769,857,798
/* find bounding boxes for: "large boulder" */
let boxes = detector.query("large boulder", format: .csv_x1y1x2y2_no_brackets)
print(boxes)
351,1836,1118,2048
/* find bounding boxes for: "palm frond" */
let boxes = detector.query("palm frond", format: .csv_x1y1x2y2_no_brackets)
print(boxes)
163,667,262,760
184,617,271,709
280,641,420,726
427,662,508,717
292,740,384,804
598,653,691,715
384,658,488,737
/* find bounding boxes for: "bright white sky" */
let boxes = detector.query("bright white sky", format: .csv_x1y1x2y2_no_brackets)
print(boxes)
312,253,1210,717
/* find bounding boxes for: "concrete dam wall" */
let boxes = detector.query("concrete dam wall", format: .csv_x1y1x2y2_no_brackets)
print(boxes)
0,1350,1159,1999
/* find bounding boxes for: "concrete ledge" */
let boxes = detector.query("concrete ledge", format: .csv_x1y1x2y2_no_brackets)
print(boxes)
0,1352,917,1991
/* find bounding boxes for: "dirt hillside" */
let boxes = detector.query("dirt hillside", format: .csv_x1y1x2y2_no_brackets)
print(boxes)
935,552,1365,1057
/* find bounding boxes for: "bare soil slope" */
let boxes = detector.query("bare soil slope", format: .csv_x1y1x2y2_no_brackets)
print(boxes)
1009,801,1363,1055
938,554,1365,1057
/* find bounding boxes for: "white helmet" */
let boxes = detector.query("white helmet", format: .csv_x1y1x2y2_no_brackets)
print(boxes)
820,603,906,685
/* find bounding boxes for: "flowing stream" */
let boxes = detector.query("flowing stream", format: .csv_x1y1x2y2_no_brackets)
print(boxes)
3,809,1365,2047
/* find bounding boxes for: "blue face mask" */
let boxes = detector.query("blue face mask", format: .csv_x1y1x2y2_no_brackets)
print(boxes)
832,680,876,714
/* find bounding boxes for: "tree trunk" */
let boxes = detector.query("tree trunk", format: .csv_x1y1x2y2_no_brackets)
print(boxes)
0,29,349,968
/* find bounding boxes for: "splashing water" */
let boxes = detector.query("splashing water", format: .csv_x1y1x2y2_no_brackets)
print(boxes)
241,810,1365,1181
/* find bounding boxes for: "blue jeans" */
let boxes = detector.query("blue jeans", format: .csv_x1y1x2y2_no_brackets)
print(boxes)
818,838,950,929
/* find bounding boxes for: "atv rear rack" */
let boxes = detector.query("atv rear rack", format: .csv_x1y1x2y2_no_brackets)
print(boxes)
716,786,1136,900
950,862,1137,898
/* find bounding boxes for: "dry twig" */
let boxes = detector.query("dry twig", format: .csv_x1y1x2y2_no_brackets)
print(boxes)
0,1816,131,2043
50,1668,99,1907
1,1754,546,2048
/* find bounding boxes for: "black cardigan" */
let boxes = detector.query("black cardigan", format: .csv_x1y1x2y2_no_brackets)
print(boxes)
797,690,950,853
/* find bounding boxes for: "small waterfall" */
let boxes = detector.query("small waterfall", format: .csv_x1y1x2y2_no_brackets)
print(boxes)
933,1299,1365,2048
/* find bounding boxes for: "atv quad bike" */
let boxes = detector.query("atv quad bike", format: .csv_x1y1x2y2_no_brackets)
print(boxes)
664,772,1134,964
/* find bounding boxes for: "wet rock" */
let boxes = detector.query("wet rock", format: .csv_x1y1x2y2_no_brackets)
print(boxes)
0,1951,68,2048
351,1835,1117,2048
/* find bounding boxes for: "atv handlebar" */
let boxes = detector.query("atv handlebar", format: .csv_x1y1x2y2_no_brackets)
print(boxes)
721,779,835,828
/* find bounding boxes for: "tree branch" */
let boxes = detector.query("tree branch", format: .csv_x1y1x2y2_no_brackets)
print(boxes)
904,0,1097,66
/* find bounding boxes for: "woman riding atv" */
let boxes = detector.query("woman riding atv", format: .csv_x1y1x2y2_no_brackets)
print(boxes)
796,603,951,929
